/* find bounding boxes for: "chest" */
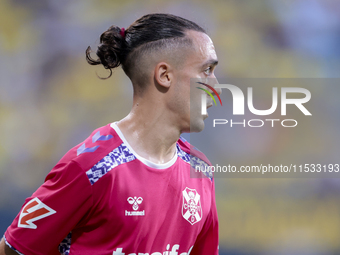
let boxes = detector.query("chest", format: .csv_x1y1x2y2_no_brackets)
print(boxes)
86,160,212,245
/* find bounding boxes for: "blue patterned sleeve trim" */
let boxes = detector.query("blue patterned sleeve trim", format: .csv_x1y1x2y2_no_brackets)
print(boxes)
86,143,136,185
58,232,72,255
176,144,213,181
3,235,24,255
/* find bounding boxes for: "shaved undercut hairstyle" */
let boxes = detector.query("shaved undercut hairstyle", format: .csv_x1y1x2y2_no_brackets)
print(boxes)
86,13,205,87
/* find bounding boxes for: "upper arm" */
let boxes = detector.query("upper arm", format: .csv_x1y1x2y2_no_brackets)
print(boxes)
190,179,219,255
4,161,93,255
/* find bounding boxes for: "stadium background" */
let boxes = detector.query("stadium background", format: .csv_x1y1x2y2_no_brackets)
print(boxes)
1,0,340,254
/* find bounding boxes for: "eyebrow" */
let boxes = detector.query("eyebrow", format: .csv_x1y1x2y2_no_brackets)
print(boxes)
202,59,219,68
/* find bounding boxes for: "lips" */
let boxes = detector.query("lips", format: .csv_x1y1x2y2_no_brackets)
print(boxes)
207,98,213,109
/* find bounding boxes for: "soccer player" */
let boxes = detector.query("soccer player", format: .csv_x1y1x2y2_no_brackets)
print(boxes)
0,13,220,255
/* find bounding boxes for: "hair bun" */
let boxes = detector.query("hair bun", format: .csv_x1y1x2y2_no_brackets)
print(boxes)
86,25,127,78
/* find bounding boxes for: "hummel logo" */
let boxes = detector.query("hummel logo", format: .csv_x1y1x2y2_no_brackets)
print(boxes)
127,196,143,210
125,196,144,216
77,131,113,156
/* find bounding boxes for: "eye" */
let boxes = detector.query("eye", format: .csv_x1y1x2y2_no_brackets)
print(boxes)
204,66,214,76
204,66,213,76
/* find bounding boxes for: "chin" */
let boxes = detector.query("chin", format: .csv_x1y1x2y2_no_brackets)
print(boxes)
189,119,205,133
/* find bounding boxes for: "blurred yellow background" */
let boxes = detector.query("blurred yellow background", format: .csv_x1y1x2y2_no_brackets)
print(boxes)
1,0,340,254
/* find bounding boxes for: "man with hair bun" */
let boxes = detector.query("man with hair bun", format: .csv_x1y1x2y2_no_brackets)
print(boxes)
0,13,220,255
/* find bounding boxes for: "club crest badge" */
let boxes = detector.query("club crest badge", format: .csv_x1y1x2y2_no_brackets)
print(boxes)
182,187,202,225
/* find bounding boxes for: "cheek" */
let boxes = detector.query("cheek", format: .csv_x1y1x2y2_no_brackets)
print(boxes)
172,69,202,114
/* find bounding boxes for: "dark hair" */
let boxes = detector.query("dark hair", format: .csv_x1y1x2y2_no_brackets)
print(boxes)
86,13,205,79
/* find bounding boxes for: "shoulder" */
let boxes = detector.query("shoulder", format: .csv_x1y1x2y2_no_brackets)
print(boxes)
177,136,212,165
177,136,214,180
57,123,123,173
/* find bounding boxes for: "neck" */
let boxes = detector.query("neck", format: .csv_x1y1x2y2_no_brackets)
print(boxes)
117,96,181,165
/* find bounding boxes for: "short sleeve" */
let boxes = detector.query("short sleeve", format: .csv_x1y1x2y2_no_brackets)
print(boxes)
4,160,93,255
190,178,219,255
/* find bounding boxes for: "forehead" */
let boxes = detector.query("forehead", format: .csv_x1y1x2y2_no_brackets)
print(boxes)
185,30,217,65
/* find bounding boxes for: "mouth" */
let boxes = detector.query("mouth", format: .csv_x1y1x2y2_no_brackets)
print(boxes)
207,99,213,109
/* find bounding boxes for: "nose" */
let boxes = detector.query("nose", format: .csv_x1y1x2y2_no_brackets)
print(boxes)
210,77,221,96
213,78,221,96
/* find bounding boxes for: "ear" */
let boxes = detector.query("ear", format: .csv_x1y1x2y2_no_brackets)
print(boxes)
154,62,173,89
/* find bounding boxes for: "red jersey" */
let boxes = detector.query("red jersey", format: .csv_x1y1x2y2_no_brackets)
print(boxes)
4,123,218,255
